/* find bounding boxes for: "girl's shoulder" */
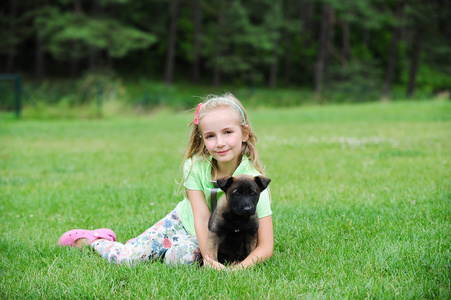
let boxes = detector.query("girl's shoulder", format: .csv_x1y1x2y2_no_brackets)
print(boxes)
234,156,262,177
184,154,208,166
183,155,210,174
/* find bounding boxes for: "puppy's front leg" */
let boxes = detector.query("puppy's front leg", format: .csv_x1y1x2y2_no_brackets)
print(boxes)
246,234,258,255
206,231,221,261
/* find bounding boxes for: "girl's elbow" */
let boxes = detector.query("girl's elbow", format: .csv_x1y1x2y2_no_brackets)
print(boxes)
266,244,274,259
260,241,274,260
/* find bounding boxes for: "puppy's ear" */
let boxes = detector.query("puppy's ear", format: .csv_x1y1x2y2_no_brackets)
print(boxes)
254,176,271,191
217,176,234,192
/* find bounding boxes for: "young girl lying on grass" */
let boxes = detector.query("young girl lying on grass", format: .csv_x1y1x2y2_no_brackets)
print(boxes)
58,93,273,270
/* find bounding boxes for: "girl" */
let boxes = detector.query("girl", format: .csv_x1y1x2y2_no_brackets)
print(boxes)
58,93,274,270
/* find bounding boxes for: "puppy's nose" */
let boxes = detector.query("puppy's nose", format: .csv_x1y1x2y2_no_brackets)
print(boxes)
243,206,252,213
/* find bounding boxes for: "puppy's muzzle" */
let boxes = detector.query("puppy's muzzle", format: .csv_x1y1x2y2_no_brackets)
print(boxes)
243,206,253,213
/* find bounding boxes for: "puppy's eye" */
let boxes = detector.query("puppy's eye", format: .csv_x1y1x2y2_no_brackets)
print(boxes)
233,190,240,197
251,191,257,197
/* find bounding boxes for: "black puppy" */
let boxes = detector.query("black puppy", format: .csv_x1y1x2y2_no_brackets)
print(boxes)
206,174,271,264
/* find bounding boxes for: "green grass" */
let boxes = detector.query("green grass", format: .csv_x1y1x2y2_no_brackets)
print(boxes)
1,100,450,299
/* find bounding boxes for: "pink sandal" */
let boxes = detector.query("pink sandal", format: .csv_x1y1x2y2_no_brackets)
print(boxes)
58,228,116,247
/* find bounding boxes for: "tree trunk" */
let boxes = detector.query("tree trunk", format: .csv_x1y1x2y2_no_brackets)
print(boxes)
284,32,292,86
363,28,370,48
213,13,224,87
70,1,82,79
384,2,404,98
191,0,202,84
70,53,79,79
89,49,97,71
89,0,102,71
6,0,17,73
165,0,179,85
268,46,278,89
341,21,350,65
212,48,222,87
106,1,117,71
74,0,82,13
35,32,45,80
299,1,315,46
283,0,293,86
107,52,114,70
407,27,422,98
314,4,334,94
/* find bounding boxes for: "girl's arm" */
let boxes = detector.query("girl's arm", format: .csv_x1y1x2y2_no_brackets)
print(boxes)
186,189,210,255
187,189,226,269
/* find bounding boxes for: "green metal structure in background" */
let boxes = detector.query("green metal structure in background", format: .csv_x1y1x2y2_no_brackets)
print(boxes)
0,74,22,118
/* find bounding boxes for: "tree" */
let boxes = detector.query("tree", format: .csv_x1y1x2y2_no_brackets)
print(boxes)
1,0,450,99
267,0,283,89
35,30,45,80
405,0,425,98
34,0,157,73
0,0,32,73
404,0,451,98
323,0,387,101
191,0,202,84
5,0,18,73
314,3,335,94
164,0,179,85
282,0,295,86
384,1,404,98
211,0,226,87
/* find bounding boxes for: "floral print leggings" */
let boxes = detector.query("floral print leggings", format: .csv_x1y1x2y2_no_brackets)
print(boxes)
91,210,201,266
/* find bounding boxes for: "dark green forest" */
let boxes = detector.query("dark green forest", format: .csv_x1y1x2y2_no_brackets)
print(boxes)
1,0,451,109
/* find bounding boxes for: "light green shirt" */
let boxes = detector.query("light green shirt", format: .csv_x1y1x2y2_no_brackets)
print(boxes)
175,155,272,236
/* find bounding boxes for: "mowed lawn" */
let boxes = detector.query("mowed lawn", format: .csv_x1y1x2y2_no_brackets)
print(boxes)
1,101,450,299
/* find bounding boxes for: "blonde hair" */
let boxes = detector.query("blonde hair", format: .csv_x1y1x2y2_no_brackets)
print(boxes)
181,92,264,183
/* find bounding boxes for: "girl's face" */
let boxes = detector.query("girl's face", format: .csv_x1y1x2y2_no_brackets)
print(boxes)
199,107,249,172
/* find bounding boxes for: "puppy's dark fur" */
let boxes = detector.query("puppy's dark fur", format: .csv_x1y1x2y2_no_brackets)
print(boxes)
206,174,271,264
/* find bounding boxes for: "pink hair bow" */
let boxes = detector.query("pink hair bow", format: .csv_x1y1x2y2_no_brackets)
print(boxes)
193,102,203,125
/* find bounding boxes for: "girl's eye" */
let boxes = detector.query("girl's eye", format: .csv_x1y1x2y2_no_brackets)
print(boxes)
204,134,214,139
225,130,233,135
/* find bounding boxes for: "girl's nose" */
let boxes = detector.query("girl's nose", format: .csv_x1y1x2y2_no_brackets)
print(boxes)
216,136,225,147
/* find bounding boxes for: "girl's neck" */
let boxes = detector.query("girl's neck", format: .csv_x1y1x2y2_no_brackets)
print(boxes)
212,156,242,180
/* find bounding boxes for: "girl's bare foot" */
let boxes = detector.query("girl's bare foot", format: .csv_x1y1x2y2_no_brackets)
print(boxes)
75,238,89,247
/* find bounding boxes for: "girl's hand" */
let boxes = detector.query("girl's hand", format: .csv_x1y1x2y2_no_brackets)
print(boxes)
229,261,245,271
203,255,226,271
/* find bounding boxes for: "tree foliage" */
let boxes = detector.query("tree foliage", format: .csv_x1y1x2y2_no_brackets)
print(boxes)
0,0,450,101
34,2,157,60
